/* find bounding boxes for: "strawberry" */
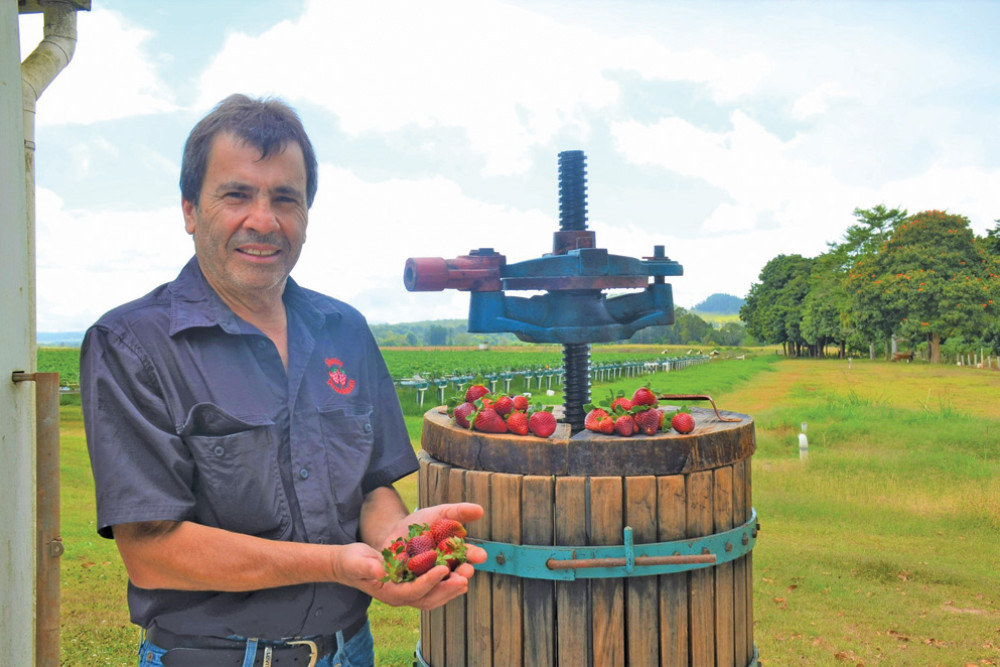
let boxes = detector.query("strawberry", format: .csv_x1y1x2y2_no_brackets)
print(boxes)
634,407,664,435
512,395,529,412
406,533,435,557
430,518,467,544
610,396,632,413
473,406,508,433
631,387,658,408
506,410,529,435
452,401,477,429
493,395,515,417
528,410,557,438
407,549,443,577
465,384,490,403
671,412,695,434
407,522,429,539
584,408,610,432
437,536,468,570
614,414,636,437
597,414,615,434
380,543,409,583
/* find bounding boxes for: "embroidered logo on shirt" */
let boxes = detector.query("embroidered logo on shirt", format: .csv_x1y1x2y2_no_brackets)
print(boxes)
325,357,356,395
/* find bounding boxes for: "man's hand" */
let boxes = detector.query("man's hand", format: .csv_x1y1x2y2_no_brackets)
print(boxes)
352,499,487,610
377,502,485,550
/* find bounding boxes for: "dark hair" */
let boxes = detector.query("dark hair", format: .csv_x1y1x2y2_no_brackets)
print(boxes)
180,94,319,208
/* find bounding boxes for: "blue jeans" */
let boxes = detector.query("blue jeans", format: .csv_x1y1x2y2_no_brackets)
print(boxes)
138,619,374,667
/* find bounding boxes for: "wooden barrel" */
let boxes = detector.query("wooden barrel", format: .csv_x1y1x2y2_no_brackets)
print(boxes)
416,405,758,667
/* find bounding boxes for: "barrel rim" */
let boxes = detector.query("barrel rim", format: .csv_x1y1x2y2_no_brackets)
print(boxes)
421,405,755,476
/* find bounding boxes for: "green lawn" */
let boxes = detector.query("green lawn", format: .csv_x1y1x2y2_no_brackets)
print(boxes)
57,355,1000,665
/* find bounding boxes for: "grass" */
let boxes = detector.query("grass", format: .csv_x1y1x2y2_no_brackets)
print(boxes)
57,355,1000,665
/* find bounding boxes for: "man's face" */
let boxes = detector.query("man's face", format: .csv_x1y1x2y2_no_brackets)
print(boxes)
183,132,309,306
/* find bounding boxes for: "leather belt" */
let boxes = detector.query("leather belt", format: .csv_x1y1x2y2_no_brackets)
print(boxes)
147,615,366,667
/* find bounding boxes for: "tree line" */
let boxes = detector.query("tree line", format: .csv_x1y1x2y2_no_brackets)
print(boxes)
372,308,749,349
739,206,1000,362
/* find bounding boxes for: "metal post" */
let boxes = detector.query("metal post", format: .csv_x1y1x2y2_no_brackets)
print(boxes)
13,372,62,667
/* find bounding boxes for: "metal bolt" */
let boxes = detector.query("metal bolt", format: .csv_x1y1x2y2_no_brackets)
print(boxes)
48,539,64,558
496,553,506,565
742,534,749,546
725,542,733,553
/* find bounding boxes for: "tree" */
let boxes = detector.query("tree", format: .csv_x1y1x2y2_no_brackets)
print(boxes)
839,205,909,358
741,254,815,356
847,210,998,362
425,325,450,346
710,321,748,347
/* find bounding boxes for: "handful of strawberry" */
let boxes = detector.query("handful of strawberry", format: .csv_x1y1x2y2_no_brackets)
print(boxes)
584,386,697,437
449,384,557,438
381,518,470,583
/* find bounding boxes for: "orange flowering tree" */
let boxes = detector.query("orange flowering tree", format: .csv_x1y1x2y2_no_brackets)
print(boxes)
846,210,999,362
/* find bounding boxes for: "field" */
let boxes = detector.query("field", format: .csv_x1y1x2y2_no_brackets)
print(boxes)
53,351,1000,665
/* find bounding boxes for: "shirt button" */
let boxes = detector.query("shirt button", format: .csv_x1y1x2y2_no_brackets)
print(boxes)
213,446,225,456
314,608,323,617
299,467,310,480
363,423,372,433
257,340,267,349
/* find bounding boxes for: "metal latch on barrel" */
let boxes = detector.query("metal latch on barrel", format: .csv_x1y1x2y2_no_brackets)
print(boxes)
467,508,758,580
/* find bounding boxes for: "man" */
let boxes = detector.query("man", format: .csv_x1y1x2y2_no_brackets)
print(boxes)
80,94,485,667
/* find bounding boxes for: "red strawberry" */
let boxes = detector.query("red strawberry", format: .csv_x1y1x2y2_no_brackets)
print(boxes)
406,533,435,557
634,408,664,435
506,410,529,435
671,412,695,434
430,518,467,544
452,401,477,429
597,414,615,434
465,384,490,403
512,395,529,412
631,387,658,408
437,536,468,570
528,411,557,438
407,549,443,576
473,406,508,433
493,395,515,417
610,397,632,413
584,408,610,432
614,414,636,437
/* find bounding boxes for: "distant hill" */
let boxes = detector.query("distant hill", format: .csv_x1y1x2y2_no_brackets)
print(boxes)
692,293,745,315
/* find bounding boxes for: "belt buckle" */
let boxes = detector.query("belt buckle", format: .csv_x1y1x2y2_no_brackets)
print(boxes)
286,639,318,667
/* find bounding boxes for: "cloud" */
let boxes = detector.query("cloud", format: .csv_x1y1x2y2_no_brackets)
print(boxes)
877,164,1000,234
611,111,866,237
291,165,557,323
19,7,177,125
191,0,769,176
791,81,857,120
34,188,192,331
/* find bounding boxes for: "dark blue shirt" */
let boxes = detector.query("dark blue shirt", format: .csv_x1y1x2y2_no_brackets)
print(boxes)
80,257,418,637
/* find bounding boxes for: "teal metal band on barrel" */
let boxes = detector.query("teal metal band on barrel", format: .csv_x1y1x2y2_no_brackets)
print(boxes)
467,508,758,580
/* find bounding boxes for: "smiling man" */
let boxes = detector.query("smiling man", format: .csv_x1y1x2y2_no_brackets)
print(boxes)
80,94,484,667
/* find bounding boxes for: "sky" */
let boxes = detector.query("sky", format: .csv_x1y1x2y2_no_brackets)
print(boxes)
18,0,1000,333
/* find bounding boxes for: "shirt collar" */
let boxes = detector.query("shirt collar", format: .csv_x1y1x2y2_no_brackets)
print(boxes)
167,256,343,337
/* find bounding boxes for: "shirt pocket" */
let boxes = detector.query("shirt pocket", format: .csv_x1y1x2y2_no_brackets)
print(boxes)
181,402,292,540
318,406,375,529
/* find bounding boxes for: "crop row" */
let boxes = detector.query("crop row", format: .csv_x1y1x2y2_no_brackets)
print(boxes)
38,345,707,393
